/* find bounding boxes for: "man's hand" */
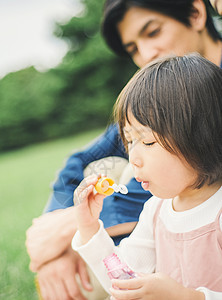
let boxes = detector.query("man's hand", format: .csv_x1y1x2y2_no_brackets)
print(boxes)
26,207,77,272
37,247,93,300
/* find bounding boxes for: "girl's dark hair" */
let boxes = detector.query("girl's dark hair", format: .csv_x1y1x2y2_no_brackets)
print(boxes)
114,53,222,188
102,0,221,57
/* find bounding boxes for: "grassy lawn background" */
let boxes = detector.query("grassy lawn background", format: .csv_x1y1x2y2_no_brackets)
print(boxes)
0,128,104,300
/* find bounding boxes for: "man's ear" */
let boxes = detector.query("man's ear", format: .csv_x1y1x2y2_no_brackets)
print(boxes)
189,0,207,31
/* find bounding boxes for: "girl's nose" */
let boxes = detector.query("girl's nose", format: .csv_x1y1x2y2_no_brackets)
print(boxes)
129,143,143,168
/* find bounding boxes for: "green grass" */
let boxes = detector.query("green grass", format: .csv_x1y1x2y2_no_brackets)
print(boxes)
0,128,104,300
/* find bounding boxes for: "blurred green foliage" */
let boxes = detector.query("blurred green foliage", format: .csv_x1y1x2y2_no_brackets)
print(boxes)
0,0,137,152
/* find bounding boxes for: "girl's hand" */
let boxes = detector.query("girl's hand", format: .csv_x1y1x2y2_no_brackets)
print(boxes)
73,175,106,243
110,273,205,300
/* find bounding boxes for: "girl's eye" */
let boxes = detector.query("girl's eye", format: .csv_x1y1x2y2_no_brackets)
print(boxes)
148,28,160,38
143,141,155,147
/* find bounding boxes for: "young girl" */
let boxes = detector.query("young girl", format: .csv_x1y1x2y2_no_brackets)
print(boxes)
72,54,222,300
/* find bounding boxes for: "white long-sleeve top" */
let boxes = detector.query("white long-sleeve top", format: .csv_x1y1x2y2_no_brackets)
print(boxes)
72,187,222,300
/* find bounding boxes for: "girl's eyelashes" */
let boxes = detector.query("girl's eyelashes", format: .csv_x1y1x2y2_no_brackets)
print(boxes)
143,141,155,146
125,139,155,147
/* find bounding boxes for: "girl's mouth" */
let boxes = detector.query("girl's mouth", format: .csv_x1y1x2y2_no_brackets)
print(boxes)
135,177,150,191
135,177,142,182
141,181,149,191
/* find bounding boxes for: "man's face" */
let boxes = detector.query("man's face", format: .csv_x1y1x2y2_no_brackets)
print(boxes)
117,6,205,68
209,0,222,15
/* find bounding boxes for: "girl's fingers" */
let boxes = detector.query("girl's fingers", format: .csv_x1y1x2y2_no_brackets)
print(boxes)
74,184,94,206
110,278,146,300
111,278,142,290
110,286,142,300
78,175,98,192
74,175,98,205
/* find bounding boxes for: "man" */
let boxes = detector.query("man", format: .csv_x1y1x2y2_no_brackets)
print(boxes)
26,1,222,299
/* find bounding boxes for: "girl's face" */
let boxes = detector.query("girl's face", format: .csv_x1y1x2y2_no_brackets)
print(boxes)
124,114,197,199
117,6,205,68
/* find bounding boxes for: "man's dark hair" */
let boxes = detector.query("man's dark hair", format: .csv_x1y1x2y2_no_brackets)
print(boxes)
115,53,222,188
102,0,221,57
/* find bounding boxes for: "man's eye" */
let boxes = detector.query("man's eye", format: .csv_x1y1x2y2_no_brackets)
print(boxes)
148,28,160,37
